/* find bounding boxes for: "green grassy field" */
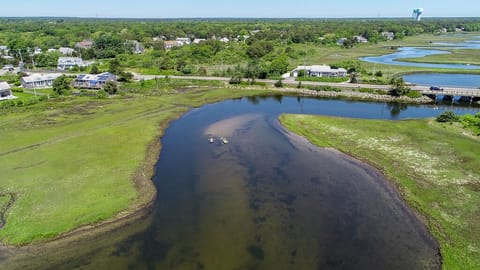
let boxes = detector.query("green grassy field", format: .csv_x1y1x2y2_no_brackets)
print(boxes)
0,86,274,245
279,114,480,269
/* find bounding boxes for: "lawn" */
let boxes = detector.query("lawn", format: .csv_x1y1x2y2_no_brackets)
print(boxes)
279,114,480,270
0,86,274,245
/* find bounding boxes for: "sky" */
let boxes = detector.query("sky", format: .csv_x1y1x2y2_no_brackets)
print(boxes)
0,0,479,18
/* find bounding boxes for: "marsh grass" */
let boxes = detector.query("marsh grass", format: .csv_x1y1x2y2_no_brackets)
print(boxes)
279,114,480,269
0,86,273,245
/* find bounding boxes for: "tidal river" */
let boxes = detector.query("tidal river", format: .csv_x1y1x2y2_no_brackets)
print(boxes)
2,96,478,270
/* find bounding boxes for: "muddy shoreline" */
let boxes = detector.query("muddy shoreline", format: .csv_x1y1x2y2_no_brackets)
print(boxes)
0,115,181,258
275,119,443,268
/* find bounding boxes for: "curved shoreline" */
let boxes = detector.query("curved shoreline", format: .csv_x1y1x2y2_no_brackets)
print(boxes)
275,118,442,267
0,114,178,253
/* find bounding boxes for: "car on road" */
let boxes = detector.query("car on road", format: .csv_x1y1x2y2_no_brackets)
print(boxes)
430,86,444,91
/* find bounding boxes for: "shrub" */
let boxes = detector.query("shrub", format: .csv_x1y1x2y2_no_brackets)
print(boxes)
436,111,459,123
96,90,108,99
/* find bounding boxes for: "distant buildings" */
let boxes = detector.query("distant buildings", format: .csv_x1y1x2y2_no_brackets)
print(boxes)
21,73,62,89
382,32,395,41
193,38,206,44
75,40,93,50
176,38,191,46
73,72,116,89
126,40,144,54
57,57,85,70
164,40,181,50
292,65,348,78
59,47,75,55
0,81,15,101
354,36,368,43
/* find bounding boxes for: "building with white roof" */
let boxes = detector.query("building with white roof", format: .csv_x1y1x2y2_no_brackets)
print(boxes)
59,47,75,55
292,65,348,78
21,73,63,89
57,57,85,70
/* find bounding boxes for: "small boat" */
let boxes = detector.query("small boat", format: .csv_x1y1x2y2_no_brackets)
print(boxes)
220,137,229,144
208,136,215,144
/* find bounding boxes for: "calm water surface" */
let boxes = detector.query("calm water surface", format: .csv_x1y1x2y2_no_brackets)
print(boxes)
404,73,480,88
360,38,480,69
3,97,479,270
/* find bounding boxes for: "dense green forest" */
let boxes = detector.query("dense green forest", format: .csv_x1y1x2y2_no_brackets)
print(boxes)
2,17,480,78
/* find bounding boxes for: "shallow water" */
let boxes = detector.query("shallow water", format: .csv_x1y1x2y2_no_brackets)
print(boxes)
3,97,479,270
404,73,480,88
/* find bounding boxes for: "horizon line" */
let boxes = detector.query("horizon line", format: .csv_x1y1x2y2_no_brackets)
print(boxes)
1,16,479,20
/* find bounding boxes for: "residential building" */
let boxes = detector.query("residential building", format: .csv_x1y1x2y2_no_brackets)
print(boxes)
75,40,93,49
354,36,368,43
0,81,15,100
0,45,7,54
73,72,116,89
382,32,395,41
164,41,181,50
219,37,230,43
2,65,14,72
21,73,62,89
292,65,348,78
176,38,191,45
337,38,347,46
59,47,75,55
33,47,42,55
57,57,85,70
152,36,167,42
193,38,206,44
127,40,144,54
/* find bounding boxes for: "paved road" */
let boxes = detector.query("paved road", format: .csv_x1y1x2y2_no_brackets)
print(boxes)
134,74,480,97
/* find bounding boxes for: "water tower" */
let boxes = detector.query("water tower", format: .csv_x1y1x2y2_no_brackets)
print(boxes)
412,8,423,21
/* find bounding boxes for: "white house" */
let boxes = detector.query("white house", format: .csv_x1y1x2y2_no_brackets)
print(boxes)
59,47,75,55
354,36,369,43
57,57,85,70
292,65,347,78
0,81,15,101
21,73,63,89
176,38,191,45
164,41,181,50
73,72,116,89
382,32,395,41
219,37,230,43
193,38,206,44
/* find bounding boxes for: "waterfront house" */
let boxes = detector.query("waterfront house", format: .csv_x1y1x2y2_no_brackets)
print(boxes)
73,72,116,89
0,81,15,100
57,57,85,70
21,73,62,89
292,65,347,78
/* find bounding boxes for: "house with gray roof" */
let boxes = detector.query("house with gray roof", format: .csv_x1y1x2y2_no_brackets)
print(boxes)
21,73,63,89
0,81,15,100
